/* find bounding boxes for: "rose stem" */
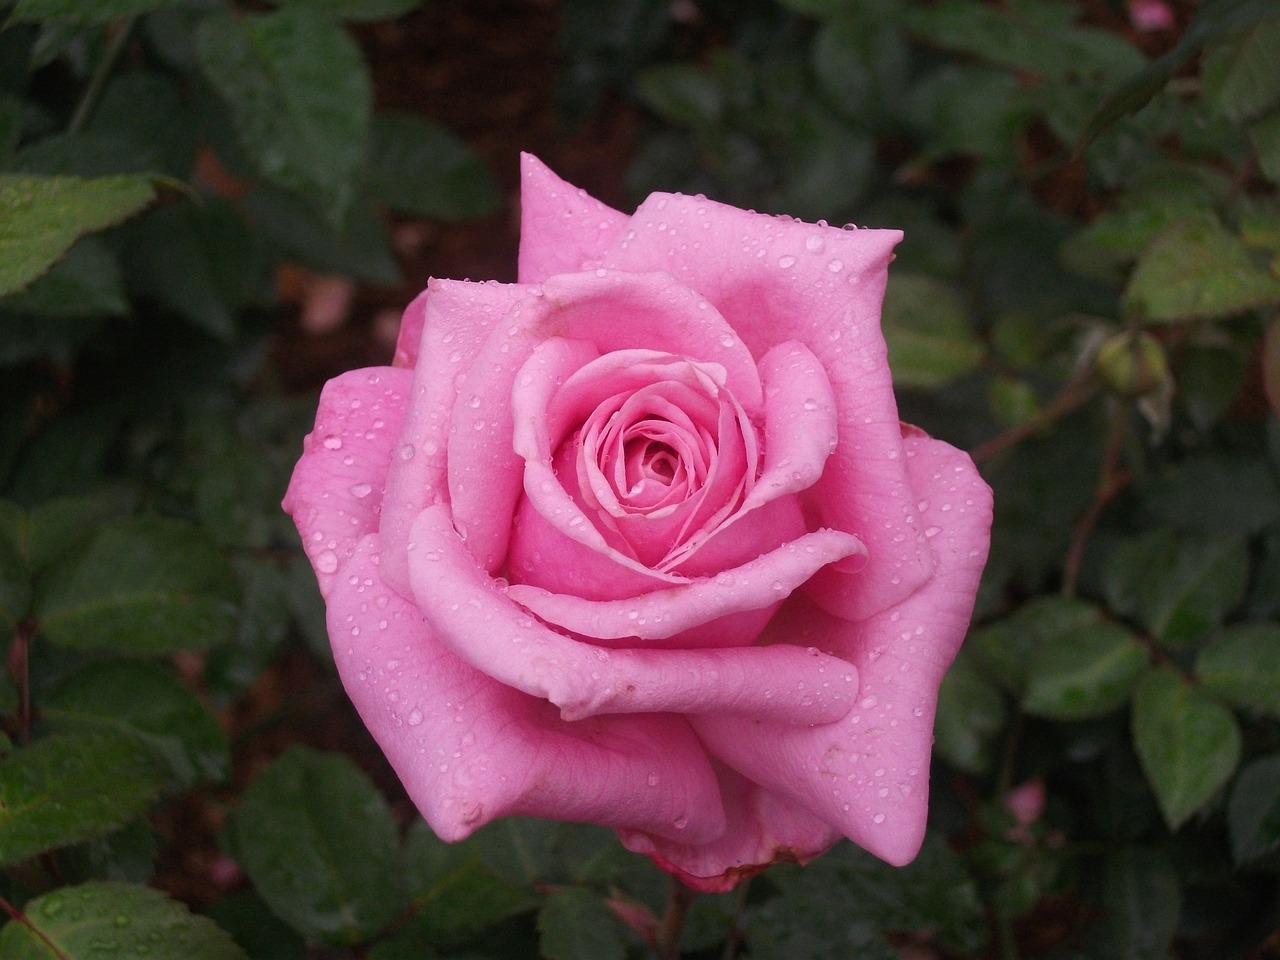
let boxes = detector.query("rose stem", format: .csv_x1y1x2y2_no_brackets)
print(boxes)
970,372,1099,466
655,877,695,960
1061,402,1131,599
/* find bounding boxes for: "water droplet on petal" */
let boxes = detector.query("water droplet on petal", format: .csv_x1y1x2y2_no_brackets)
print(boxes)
316,550,339,574
323,435,342,450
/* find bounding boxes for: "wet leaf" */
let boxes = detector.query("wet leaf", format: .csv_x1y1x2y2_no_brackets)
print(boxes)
35,516,239,654
221,746,406,945
0,174,154,297
1132,667,1241,830
0,731,168,866
0,881,246,959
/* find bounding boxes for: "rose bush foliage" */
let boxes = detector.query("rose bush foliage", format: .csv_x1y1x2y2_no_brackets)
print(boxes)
284,155,992,891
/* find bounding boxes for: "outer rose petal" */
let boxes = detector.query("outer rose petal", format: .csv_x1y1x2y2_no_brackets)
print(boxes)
693,431,992,866
407,504,861,724
330,533,727,844
619,764,841,893
379,278,534,597
518,153,631,283
283,366,413,598
596,193,933,622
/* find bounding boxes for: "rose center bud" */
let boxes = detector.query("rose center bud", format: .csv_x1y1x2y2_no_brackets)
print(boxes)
564,352,757,570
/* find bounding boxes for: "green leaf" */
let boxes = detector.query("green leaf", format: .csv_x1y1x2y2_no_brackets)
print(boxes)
239,185,400,286
634,64,724,130
85,73,199,180
267,0,425,21
906,65,1028,163
821,834,987,954
204,892,308,960
904,0,1142,82
1131,667,1242,830
1091,847,1181,960
1104,529,1250,646
969,596,1104,695
0,731,168,866
0,237,127,318
1251,108,1280,183
205,559,291,706
812,11,908,129
537,887,627,960
0,881,247,959
470,816,561,886
195,7,371,224
1196,623,1280,716
366,112,500,221
1201,18,1280,122
933,650,1007,775
1125,213,1280,322
43,661,228,788
0,174,155,297
880,273,983,388
9,0,181,22
400,821,539,948
1080,0,1280,147
121,198,260,339
1022,620,1149,720
0,493,125,574
34,516,239,654
222,746,407,945
1227,752,1280,864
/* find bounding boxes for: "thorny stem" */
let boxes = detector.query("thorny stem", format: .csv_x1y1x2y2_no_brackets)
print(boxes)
971,372,1099,465
0,893,71,960
655,877,695,960
68,16,137,134
1061,404,1131,599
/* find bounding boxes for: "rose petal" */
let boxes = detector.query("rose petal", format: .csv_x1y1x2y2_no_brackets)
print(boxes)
619,764,841,892
536,271,763,414
330,532,727,844
435,269,766,580
379,278,535,597
506,527,865,641
738,341,838,515
518,153,631,284
693,432,992,865
408,504,861,724
283,366,412,597
598,195,933,621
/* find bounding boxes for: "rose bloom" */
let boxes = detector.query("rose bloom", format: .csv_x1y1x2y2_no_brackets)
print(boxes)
284,155,992,891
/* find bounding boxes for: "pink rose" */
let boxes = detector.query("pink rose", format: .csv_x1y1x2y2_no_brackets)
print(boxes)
284,155,992,891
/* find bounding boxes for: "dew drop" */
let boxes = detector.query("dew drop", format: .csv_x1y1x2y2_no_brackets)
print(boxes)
323,435,342,450
805,234,824,253
827,259,844,272
400,444,415,460
349,482,373,499
316,550,339,574
407,709,423,726
777,254,797,268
